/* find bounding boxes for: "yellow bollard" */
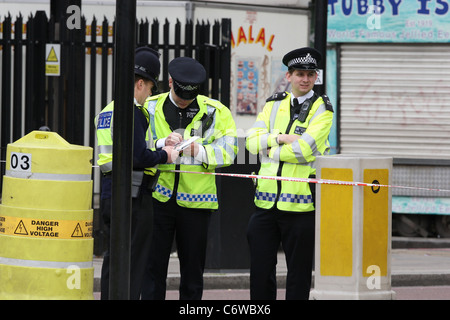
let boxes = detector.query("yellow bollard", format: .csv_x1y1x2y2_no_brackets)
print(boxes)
0,131,94,300
310,155,396,300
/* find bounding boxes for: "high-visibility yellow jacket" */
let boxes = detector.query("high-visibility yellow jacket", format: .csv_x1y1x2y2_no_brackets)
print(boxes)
246,92,333,212
95,101,165,197
95,101,115,174
145,92,238,210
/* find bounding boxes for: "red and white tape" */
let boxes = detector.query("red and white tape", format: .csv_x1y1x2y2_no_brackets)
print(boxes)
2,158,447,192
165,169,450,193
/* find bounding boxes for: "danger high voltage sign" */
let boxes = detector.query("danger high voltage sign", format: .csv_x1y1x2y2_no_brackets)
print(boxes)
0,215,92,239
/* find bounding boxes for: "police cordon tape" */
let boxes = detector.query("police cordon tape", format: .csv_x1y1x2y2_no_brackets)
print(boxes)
162,169,450,193
4,159,445,193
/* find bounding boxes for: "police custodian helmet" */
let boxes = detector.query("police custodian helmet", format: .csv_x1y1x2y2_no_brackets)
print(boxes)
282,47,322,71
134,46,161,89
169,57,207,100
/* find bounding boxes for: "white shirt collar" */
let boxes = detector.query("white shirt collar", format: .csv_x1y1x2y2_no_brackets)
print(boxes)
169,91,180,108
291,90,314,105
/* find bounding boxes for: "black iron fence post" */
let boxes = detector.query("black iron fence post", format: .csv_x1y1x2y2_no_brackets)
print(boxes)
1,14,12,155
220,18,231,108
1,14,12,189
13,15,24,141
313,0,327,96
35,11,48,131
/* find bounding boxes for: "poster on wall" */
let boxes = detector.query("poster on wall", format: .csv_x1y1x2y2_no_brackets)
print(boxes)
328,0,450,43
271,58,289,94
236,57,259,115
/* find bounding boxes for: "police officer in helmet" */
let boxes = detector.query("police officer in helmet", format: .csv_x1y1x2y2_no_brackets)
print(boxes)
95,46,179,300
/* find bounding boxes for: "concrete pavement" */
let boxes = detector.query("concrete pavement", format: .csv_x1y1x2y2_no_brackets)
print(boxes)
162,286,450,300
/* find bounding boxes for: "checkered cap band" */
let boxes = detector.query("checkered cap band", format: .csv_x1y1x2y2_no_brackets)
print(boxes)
288,53,317,68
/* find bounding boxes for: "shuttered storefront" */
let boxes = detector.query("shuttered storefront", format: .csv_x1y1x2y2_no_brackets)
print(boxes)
339,44,450,160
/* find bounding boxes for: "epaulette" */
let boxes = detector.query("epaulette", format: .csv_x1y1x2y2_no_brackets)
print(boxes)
321,94,334,112
202,97,223,109
266,92,288,102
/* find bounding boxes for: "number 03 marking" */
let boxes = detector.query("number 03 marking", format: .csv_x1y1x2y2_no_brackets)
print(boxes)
10,152,32,172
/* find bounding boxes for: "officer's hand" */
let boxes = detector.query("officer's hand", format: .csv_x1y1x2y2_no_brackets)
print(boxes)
182,142,199,157
277,134,299,145
165,132,183,146
163,146,180,163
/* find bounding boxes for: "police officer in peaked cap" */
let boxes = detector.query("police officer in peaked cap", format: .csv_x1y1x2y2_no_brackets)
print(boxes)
141,56,239,300
246,46,333,300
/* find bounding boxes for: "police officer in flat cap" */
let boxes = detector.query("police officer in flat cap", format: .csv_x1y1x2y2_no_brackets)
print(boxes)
141,57,238,300
246,47,334,300
95,46,179,300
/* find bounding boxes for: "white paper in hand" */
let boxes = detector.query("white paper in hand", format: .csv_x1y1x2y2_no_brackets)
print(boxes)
174,136,201,152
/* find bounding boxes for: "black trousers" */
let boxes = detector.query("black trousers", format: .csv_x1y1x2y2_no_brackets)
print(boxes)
100,177,155,300
141,198,211,300
246,207,315,300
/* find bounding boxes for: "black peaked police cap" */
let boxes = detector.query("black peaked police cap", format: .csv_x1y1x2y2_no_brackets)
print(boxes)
282,47,322,71
169,57,207,100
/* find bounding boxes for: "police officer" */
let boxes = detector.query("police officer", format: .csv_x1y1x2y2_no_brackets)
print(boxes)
141,57,238,300
95,46,179,300
246,47,334,300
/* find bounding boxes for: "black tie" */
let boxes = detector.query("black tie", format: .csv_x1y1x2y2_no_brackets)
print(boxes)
292,98,300,120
